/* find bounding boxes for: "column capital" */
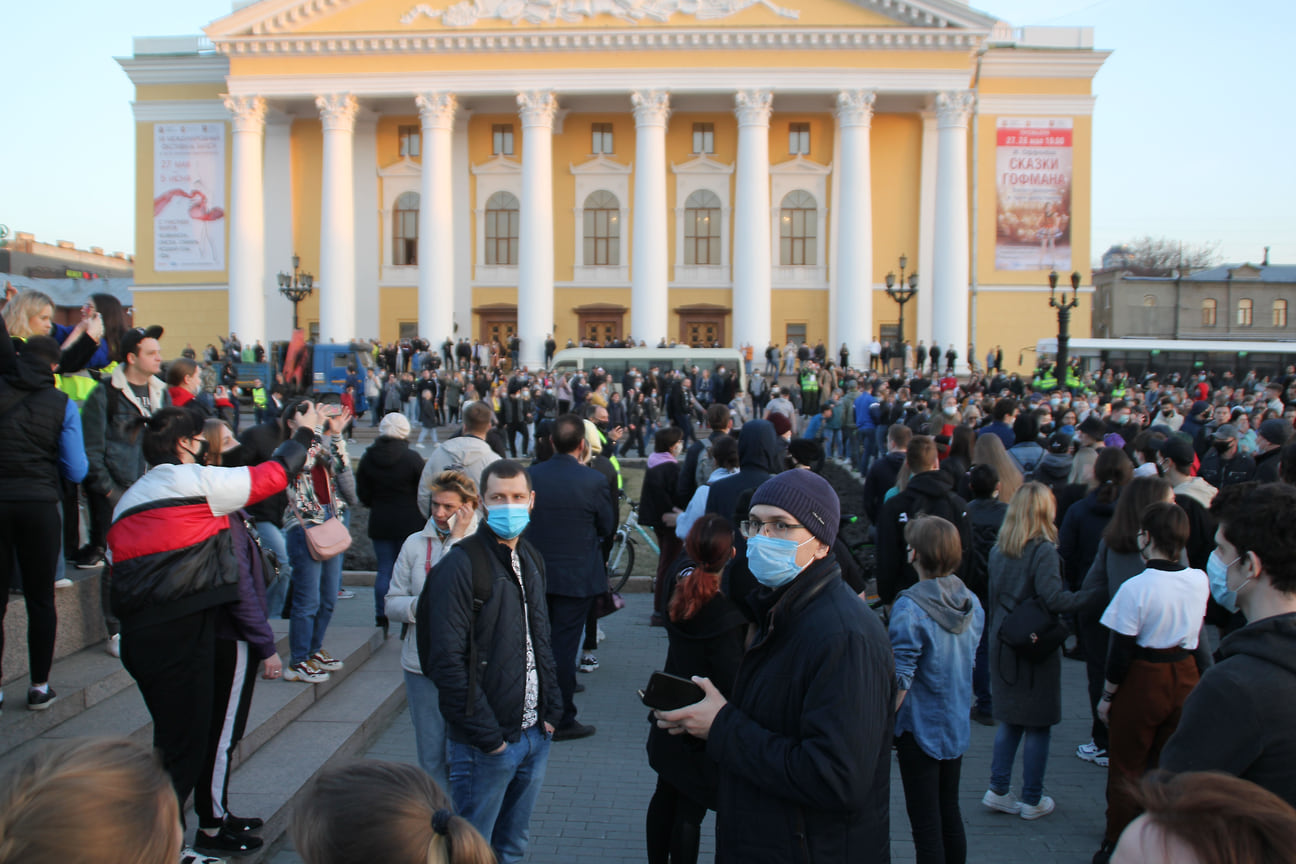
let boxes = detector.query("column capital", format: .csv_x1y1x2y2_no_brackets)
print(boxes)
416,92,458,131
315,93,359,132
223,95,267,134
834,89,876,128
631,90,670,128
734,89,773,127
935,90,975,128
517,91,558,129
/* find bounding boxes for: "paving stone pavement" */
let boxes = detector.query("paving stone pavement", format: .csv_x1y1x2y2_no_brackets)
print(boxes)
270,592,1110,863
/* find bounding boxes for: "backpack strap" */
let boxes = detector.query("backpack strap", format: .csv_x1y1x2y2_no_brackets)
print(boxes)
457,533,496,719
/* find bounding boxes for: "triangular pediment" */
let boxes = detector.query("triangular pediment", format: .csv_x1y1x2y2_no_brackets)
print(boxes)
570,155,632,175
470,155,521,174
672,155,734,175
770,155,832,175
206,0,997,39
378,156,423,177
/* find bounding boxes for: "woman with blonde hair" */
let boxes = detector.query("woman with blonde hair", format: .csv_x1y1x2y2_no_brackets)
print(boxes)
1,288,56,339
982,482,1100,822
385,469,479,794
0,737,184,864
293,760,493,864
966,432,1023,503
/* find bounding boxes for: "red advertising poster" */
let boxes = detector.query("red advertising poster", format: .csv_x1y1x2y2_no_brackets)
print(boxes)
995,118,1073,272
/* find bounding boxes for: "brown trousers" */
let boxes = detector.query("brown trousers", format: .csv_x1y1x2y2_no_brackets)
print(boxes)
1105,654,1199,842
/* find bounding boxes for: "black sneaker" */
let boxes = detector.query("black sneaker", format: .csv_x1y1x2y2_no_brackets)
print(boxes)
194,827,264,854
27,687,57,711
552,721,596,741
223,815,264,833
73,545,106,569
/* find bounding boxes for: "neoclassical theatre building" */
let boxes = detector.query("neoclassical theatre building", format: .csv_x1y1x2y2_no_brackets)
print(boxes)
123,0,1106,370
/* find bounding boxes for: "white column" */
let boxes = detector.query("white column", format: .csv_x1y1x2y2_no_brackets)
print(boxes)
833,89,876,368
263,112,295,342
827,119,842,356
353,112,380,342
916,109,938,349
224,95,268,345
451,109,472,341
416,92,457,345
932,91,974,373
631,90,670,345
315,93,358,343
732,89,772,351
517,91,557,370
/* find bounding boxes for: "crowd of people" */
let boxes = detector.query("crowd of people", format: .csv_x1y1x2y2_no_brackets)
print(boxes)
8,279,1296,864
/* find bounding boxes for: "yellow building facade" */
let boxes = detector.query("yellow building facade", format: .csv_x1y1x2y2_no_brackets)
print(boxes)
122,0,1106,371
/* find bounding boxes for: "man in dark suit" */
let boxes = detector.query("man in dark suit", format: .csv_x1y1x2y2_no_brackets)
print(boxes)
524,413,616,740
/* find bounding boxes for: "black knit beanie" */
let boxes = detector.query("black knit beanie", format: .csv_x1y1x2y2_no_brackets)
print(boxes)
749,469,840,548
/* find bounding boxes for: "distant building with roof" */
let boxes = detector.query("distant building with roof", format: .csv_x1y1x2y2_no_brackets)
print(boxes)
1,232,134,325
1092,260,1296,341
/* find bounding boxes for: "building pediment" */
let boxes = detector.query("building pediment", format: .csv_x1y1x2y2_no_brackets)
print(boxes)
570,155,632,175
206,0,997,40
378,156,423,177
770,155,832,175
671,155,734,175
470,155,522,174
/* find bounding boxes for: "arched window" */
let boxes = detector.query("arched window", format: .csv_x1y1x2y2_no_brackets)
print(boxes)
684,189,722,266
1274,299,1288,328
393,191,419,265
485,191,519,266
779,190,817,266
582,190,620,266
1238,297,1253,327
1202,297,1217,327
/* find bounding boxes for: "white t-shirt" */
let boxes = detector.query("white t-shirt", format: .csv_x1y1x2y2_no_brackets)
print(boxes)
1100,563,1209,650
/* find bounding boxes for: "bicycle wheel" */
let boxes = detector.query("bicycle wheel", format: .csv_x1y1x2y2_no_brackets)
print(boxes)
606,530,636,592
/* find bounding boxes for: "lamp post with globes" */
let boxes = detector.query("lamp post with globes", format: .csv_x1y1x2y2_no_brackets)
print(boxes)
1049,270,1081,389
277,254,314,332
884,254,919,346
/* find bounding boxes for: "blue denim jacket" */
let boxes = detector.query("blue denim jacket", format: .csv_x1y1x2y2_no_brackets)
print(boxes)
889,575,984,760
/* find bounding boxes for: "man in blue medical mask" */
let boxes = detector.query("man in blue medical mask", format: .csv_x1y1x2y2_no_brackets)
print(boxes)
1160,483,1296,810
654,469,895,863
419,458,561,864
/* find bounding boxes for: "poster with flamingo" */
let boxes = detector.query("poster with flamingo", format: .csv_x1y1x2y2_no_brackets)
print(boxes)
153,124,225,271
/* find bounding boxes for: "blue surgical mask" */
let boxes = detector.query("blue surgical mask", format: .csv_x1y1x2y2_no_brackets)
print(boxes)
486,504,530,539
747,533,814,588
1206,550,1241,613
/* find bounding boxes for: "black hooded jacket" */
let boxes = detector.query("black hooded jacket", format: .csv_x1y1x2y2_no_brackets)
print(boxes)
705,419,781,526
356,436,427,541
875,470,972,605
1161,613,1296,809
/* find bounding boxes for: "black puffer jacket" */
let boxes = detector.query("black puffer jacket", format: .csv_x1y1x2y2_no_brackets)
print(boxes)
707,558,894,864
421,524,562,752
356,436,426,541
1057,491,1116,589
0,354,72,502
876,470,972,604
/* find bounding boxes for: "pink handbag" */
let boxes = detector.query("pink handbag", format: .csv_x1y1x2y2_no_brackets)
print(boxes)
293,471,352,562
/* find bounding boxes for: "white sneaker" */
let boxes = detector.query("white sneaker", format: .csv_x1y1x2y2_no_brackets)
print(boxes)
1019,795,1056,821
981,789,1021,815
283,660,330,683
54,577,74,589
596,627,606,644
1076,740,1110,767
105,634,121,658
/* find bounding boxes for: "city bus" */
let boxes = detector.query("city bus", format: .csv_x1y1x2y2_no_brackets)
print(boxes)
1035,337,1296,378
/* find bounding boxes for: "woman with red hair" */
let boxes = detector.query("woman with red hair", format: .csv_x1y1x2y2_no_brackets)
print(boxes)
645,514,747,864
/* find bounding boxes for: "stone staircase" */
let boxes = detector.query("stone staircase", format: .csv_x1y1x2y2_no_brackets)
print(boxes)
1,569,405,863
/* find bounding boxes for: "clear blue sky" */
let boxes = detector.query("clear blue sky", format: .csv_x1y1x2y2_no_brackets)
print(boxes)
2,0,1293,267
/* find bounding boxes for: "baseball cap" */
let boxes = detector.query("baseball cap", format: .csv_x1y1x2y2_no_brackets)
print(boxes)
1047,431,1073,454
1153,436,1195,468
1212,423,1238,441
119,325,164,363
1259,419,1292,447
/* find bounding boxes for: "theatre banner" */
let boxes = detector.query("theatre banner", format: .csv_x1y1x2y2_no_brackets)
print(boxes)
994,118,1072,272
153,124,226,272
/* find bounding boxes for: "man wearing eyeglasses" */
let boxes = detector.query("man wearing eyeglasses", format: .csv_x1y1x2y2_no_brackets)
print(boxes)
654,469,894,863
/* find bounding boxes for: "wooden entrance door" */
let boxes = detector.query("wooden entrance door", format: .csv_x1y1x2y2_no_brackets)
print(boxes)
584,321,618,346
675,303,730,348
686,320,721,347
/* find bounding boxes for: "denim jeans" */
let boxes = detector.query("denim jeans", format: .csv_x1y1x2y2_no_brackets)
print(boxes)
825,428,843,459
404,669,450,794
286,523,344,666
255,521,292,623
989,723,1051,805
371,538,402,620
857,428,878,473
447,725,551,864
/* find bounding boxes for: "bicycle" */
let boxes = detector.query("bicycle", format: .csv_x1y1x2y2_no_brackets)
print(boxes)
606,497,661,592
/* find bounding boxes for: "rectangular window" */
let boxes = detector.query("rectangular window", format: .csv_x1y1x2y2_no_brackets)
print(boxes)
785,323,807,344
1274,300,1288,328
591,123,614,155
1238,299,1253,327
398,125,421,158
789,122,811,156
398,321,418,340
692,122,715,155
492,124,515,156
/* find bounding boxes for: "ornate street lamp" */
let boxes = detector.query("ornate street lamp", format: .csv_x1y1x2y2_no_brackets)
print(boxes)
1049,270,1082,388
277,254,314,332
884,254,919,345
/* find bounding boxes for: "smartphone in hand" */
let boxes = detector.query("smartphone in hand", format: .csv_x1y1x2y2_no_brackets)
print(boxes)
638,671,705,711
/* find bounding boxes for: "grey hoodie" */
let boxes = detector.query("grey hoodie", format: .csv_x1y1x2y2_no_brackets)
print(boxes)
901,574,978,634
1175,475,1217,509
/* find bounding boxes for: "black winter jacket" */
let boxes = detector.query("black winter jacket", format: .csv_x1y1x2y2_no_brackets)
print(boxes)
230,420,289,528
1057,491,1117,589
875,470,972,605
0,355,72,502
862,451,904,525
356,436,427,541
421,525,562,752
706,558,893,864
